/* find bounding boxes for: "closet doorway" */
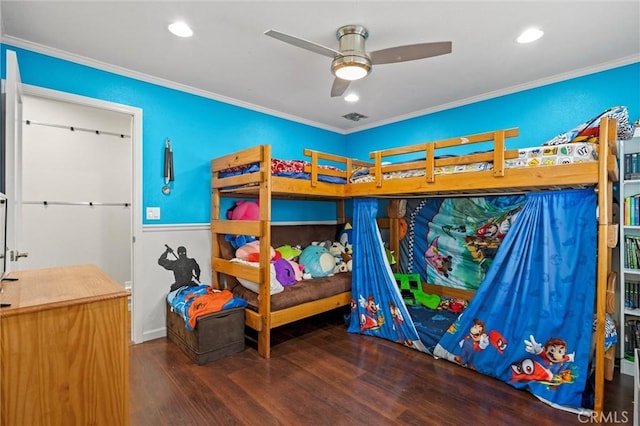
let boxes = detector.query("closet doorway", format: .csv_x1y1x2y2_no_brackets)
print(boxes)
21,95,132,274
17,88,142,342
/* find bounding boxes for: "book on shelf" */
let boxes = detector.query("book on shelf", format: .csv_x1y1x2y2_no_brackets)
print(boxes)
624,196,640,226
624,316,640,361
623,235,640,269
625,280,640,309
625,152,640,180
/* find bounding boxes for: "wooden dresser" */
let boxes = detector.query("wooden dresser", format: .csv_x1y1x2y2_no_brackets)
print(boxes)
0,264,130,426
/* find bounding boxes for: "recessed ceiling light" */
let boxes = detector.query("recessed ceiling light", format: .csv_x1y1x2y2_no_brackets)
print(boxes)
517,28,544,44
344,93,359,102
168,22,193,38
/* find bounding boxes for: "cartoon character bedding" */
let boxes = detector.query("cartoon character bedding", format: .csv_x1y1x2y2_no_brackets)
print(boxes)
348,189,598,414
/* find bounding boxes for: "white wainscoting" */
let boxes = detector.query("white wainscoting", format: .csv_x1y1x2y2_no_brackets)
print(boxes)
137,223,211,342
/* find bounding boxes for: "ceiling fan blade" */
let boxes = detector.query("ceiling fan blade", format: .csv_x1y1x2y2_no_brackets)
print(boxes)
331,78,351,97
264,29,340,58
370,41,452,65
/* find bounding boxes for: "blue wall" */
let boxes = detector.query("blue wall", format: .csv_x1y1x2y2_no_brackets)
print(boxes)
0,45,346,224
2,44,639,224
346,63,640,159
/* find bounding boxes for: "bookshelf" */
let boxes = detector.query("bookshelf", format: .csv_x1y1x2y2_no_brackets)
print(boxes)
620,126,640,376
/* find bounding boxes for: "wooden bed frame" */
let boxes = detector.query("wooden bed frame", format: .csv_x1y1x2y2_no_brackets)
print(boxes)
210,117,618,418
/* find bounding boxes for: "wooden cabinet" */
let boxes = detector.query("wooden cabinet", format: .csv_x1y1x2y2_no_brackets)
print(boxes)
0,265,130,425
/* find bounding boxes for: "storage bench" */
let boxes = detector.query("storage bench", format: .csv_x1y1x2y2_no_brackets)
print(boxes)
166,303,245,365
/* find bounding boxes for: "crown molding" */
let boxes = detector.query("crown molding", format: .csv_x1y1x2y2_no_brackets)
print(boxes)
345,54,640,134
3,35,637,137
1,35,346,135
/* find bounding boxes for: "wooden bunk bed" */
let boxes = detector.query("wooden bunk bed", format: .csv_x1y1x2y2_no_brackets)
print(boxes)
210,145,365,360
210,117,618,418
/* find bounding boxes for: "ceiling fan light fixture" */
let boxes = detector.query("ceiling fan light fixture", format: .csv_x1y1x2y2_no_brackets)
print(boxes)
332,55,371,81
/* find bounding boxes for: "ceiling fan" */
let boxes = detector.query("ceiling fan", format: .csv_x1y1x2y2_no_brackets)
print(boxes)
264,25,452,97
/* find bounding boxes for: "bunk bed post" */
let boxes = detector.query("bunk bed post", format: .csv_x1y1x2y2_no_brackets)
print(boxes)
594,117,616,419
211,167,222,289
258,145,273,358
336,199,346,225
492,130,505,177
387,199,402,272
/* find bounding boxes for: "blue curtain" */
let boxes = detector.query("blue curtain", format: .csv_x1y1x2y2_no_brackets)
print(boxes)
348,198,428,352
434,189,597,411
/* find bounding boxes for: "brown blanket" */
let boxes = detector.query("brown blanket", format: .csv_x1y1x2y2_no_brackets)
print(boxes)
218,224,352,311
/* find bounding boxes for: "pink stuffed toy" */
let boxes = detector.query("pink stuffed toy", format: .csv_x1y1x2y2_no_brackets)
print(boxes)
235,240,278,262
227,200,259,220
286,259,304,281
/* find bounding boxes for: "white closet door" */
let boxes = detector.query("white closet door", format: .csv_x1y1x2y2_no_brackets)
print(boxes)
20,96,133,286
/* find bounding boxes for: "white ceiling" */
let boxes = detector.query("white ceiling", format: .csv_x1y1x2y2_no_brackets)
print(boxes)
1,1,639,133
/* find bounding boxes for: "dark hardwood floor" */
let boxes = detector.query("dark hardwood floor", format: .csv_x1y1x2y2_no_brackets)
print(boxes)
130,310,634,426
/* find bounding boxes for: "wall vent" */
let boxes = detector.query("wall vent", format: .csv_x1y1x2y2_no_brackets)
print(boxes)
342,112,368,122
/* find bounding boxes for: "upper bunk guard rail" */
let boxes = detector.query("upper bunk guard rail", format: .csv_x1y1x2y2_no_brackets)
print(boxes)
367,128,519,187
211,145,266,190
302,148,373,187
211,145,264,172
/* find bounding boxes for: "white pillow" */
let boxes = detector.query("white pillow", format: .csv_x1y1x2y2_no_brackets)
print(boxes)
229,258,285,295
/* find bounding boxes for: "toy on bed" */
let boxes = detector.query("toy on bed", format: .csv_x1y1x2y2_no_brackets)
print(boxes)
235,240,278,262
339,223,353,254
275,244,307,281
299,244,336,278
235,240,303,287
225,200,260,249
394,273,437,307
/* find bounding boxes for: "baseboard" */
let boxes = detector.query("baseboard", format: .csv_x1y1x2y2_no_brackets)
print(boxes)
142,327,166,342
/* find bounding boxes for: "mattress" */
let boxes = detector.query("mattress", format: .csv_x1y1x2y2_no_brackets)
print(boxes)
350,142,597,184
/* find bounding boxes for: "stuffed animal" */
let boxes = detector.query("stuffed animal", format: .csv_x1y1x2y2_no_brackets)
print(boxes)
275,244,302,260
339,223,353,254
340,251,353,272
285,259,305,281
225,233,256,250
299,244,335,278
225,200,260,248
311,240,332,250
235,240,278,262
227,200,259,220
272,258,296,286
328,241,346,273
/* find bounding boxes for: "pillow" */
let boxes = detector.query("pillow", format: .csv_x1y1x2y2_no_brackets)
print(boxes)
436,296,469,313
349,167,370,182
543,106,634,146
229,258,284,295
235,240,276,262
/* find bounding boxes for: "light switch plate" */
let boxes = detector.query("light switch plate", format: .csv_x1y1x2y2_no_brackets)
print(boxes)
146,207,160,220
